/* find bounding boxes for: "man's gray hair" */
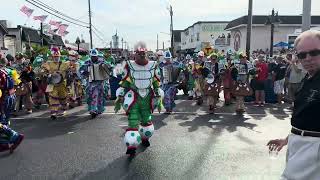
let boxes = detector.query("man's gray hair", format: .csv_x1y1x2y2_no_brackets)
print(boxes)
294,30,320,48
134,41,147,51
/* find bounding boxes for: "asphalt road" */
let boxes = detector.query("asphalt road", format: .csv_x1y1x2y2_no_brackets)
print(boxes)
0,98,291,180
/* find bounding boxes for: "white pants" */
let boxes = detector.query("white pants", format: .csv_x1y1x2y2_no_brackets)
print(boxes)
281,134,320,180
274,79,285,94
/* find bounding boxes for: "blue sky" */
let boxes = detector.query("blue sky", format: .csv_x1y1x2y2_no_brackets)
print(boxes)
1,0,319,51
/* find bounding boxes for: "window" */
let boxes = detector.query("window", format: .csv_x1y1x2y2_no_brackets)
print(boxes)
197,33,200,41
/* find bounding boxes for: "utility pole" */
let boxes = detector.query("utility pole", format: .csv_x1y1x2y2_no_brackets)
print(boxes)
245,0,253,59
302,0,311,32
88,0,93,49
270,9,275,58
121,38,124,50
170,5,174,55
163,41,165,50
157,34,159,52
110,41,112,54
40,22,44,47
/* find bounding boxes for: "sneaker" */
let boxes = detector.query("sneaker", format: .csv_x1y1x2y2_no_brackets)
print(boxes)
126,148,136,156
253,102,260,107
90,112,97,119
26,109,32,114
9,134,24,154
51,115,57,120
141,139,150,147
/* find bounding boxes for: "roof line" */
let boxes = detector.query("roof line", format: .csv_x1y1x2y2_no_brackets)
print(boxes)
224,24,319,31
225,15,320,30
183,21,230,31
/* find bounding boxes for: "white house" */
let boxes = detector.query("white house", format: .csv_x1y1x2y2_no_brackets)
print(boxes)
225,15,320,53
180,21,230,53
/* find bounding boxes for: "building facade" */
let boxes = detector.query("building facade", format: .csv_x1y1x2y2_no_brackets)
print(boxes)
0,23,8,49
173,30,183,54
225,15,320,53
180,21,230,53
6,25,64,54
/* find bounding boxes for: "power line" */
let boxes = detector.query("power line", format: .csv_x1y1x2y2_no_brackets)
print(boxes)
25,0,89,28
92,25,108,40
28,0,89,25
92,29,108,44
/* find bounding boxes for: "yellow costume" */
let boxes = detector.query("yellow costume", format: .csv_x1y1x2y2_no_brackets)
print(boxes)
42,52,70,118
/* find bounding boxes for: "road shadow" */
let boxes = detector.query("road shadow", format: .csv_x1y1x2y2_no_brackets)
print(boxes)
10,115,92,140
243,104,267,121
179,113,256,134
173,113,194,121
77,146,150,180
174,100,202,112
267,104,291,120
117,113,169,132
0,152,12,159
153,114,169,130
77,156,133,180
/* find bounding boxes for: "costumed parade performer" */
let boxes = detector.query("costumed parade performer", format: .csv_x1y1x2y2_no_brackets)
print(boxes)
0,57,24,153
42,47,70,120
232,53,253,114
221,57,235,106
32,55,49,109
114,41,163,156
11,53,33,114
156,50,164,63
80,49,112,118
193,51,206,105
185,54,195,100
159,51,184,114
176,55,189,96
67,50,83,108
16,54,34,114
203,53,221,113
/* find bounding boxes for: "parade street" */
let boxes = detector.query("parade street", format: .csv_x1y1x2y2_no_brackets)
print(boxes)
0,97,291,180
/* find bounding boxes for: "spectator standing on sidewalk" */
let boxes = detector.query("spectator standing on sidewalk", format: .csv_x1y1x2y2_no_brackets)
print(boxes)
272,56,287,104
267,30,320,180
284,54,292,101
287,54,307,107
254,55,268,106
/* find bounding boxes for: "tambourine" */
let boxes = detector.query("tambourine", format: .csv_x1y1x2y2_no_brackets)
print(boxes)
48,72,63,85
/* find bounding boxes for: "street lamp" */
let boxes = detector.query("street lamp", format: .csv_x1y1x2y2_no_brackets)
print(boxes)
265,9,281,57
75,36,81,53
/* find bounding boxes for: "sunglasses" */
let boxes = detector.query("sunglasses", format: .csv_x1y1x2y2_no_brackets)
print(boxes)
136,52,146,56
296,49,320,59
